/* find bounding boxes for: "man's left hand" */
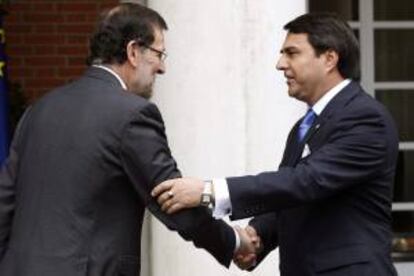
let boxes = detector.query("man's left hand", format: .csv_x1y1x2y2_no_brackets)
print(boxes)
151,178,204,214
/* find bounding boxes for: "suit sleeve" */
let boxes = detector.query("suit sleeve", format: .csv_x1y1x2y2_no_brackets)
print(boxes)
119,103,235,267
228,105,398,219
0,108,31,260
0,140,17,260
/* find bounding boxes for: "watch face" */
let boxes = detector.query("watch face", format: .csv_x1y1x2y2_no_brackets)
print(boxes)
201,194,210,206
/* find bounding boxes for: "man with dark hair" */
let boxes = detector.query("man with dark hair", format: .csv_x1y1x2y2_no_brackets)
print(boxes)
153,13,399,275
0,3,254,276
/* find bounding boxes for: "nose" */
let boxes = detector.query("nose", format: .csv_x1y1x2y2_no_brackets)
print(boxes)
276,55,286,71
157,60,166,74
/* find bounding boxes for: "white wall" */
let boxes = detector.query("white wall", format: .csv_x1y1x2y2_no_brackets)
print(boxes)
146,1,306,275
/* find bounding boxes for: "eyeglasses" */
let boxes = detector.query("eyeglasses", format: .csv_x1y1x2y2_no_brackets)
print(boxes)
142,45,168,62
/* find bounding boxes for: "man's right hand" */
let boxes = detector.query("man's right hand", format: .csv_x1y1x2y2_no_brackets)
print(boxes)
233,225,263,270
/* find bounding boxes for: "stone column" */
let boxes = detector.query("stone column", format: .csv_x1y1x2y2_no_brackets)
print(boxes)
147,1,306,275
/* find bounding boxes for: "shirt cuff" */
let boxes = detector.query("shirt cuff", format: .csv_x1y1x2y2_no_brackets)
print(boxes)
212,178,232,219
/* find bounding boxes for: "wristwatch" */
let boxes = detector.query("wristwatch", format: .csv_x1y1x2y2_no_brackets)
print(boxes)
200,180,215,210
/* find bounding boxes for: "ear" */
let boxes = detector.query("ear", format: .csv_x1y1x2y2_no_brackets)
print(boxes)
126,40,141,68
324,50,339,73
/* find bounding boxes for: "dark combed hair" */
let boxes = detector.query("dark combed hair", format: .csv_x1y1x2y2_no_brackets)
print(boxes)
284,13,360,80
87,3,168,66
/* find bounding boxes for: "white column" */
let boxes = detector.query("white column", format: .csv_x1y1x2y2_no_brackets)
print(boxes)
147,1,306,275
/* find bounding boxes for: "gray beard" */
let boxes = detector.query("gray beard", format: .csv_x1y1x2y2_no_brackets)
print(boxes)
138,87,153,99
133,84,153,99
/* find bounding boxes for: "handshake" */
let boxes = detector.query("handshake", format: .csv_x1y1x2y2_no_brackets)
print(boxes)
151,177,263,270
232,225,263,270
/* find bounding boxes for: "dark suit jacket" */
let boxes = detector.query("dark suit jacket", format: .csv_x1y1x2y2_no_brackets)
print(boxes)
0,67,235,276
227,81,399,275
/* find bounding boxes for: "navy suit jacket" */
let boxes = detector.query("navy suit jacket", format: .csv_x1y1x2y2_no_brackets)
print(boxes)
227,81,399,275
0,67,235,276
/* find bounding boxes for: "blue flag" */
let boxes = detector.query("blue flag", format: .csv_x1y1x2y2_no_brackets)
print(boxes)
0,14,9,165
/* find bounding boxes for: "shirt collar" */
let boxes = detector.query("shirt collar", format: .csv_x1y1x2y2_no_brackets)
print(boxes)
311,79,351,116
92,65,128,90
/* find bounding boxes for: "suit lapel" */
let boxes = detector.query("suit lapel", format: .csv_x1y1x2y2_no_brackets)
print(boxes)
280,121,303,167
281,81,362,166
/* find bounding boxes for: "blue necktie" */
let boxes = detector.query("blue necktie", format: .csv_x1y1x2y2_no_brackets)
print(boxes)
298,109,316,142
